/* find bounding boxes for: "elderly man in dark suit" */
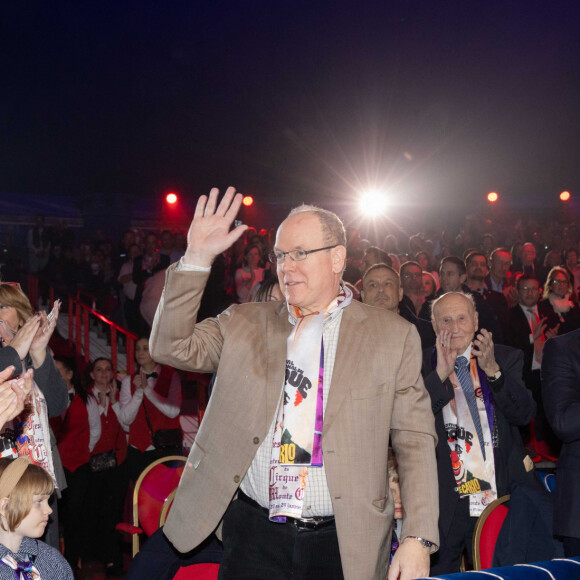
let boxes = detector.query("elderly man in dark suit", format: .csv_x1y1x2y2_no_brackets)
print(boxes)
421,291,537,574
542,328,580,557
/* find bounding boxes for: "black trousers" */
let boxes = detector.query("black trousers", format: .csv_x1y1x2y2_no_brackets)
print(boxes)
84,462,128,566
219,494,344,580
430,497,476,575
563,536,580,558
60,464,92,570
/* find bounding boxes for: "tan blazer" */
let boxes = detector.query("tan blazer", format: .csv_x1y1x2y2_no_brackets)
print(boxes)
150,265,439,580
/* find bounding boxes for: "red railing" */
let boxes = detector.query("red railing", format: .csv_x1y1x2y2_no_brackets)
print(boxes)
27,275,137,376
67,295,137,376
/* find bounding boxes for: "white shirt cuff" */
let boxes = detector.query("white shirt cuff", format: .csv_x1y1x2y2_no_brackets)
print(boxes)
176,257,211,272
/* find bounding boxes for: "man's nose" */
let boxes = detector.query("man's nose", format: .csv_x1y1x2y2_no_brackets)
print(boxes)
280,258,295,274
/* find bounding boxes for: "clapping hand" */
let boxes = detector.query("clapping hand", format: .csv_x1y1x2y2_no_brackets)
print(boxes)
184,187,248,267
30,300,61,368
435,329,459,382
472,328,500,376
0,367,33,429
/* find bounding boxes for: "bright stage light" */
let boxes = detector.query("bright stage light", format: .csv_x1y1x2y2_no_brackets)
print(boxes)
560,190,571,202
242,195,254,207
166,192,178,204
487,192,498,203
360,191,388,216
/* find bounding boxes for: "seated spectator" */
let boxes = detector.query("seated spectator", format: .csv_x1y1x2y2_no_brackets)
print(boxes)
361,263,435,349
398,261,424,319
118,337,182,483
422,271,437,301
538,266,580,335
422,292,537,574
563,247,580,297
234,245,264,303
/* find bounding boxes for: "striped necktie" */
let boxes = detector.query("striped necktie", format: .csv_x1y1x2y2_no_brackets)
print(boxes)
455,355,486,461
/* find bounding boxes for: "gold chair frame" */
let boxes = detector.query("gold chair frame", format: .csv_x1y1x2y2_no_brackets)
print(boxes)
129,455,187,556
472,493,511,570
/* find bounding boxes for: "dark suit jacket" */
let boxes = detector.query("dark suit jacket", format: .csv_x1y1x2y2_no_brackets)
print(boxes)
505,305,538,384
421,345,537,537
538,298,580,336
542,329,580,538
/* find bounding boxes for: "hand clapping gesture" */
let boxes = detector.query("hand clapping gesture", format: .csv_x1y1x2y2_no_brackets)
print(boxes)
4,300,61,368
184,187,248,267
435,329,459,382
472,328,500,376
0,367,33,429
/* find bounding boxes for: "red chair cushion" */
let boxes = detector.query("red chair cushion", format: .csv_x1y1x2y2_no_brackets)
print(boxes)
479,504,509,569
138,463,184,537
173,563,220,579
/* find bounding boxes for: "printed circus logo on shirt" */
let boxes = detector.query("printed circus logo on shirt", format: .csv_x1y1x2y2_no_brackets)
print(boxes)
285,360,313,407
445,423,474,453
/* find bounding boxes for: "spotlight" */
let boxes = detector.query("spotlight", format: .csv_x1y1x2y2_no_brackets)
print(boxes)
242,195,254,207
360,190,388,216
487,192,498,203
166,192,178,204
560,191,571,202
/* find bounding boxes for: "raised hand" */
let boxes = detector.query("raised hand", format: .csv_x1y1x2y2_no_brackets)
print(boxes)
435,329,459,382
545,323,560,340
184,187,248,267
5,315,41,360
532,317,548,342
30,300,61,368
472,328,500,376
108,381,119,404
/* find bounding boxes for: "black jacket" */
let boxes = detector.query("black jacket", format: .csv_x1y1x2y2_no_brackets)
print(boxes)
542,329,580,538
421,344,537,537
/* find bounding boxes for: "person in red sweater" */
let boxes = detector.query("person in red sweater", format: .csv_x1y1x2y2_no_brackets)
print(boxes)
118,337,182,482
86,358,128,576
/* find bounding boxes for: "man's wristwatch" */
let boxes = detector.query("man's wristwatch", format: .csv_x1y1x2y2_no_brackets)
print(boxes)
486,369,502,382
404,536,433,549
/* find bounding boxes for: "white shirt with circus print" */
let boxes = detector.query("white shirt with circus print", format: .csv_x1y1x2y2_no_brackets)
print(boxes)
442,345,497,517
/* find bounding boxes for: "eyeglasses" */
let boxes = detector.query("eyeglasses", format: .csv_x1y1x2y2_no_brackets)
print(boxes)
552,279,568,285
268,244,338,264
520,286,539,293
401,272,422,279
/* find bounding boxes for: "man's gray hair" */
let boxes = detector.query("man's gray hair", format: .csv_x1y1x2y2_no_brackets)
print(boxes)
430,291,476,323
287,204,347,247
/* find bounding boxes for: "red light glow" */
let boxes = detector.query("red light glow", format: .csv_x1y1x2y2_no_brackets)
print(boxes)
166,193,178,204
560,191,571,202
487,192,498,203
242,196,254,207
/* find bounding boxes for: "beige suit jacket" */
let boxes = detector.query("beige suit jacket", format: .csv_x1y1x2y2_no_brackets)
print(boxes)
150,265,439,580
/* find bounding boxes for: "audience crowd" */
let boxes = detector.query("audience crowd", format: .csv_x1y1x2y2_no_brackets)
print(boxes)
0,207,579,578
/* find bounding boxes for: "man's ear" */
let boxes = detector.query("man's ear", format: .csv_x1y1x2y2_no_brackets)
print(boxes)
398,287,404,302
332,245,347,274
459,273,467,284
